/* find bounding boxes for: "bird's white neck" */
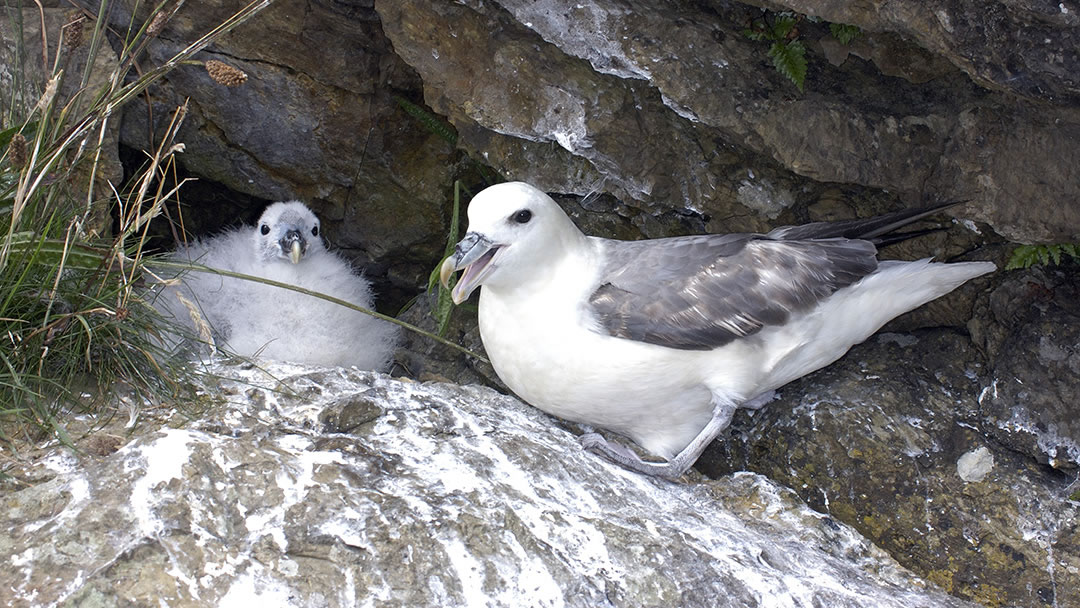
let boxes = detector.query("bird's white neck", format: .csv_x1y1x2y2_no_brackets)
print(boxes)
484,229,596,305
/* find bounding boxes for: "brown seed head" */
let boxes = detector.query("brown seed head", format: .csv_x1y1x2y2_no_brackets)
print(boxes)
146,10,170,38
62,13,87,53
8,133,28,170
205,60,248,87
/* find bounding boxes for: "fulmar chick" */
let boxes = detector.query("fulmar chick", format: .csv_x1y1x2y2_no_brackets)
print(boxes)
154,201,398,370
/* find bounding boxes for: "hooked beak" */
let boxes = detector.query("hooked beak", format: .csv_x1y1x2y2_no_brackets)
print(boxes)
439,232,502,304
280,229,307,264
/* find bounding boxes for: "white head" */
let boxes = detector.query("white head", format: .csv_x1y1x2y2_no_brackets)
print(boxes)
439,182,584,303
255,201,325,264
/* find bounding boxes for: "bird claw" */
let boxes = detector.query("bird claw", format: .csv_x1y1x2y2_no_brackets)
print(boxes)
581,432,641,462
579,433,687,481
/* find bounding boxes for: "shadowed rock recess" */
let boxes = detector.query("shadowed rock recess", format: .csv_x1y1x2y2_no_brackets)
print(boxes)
1,365,978,607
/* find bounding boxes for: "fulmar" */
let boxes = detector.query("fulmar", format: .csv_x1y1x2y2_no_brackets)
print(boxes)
440,182,994,479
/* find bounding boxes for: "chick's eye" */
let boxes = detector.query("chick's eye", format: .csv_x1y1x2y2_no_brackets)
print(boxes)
260,224,270,235
312,225,319,237
512,209,532,224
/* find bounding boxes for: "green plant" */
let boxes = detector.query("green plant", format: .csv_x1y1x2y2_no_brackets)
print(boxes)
394,97,506,338
0,0,271,444
744,14,807,92
1006,244,1080,270
395,96,458,147
427,180,464,336
829,23,862,45
743,13,863,92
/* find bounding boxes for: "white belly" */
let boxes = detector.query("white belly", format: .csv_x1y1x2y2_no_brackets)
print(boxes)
478,286,756,458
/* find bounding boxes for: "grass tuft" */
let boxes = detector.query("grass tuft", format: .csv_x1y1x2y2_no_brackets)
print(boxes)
0,0,272,448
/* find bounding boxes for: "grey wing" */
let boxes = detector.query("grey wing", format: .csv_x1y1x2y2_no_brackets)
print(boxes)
588,235,879,350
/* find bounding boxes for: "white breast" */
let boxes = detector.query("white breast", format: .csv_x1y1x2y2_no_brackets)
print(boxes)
476,244,734,459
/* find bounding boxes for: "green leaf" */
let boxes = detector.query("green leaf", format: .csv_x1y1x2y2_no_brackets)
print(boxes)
427,180,466,336
742,27,769,42
768,40,807,91
771,15,797,40
3,232,112,271
829,23,861,45
1006,243,1080,270
396,96,458,147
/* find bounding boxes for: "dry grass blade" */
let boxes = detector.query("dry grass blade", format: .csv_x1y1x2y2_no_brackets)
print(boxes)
0,0,275,446
146,259,491,365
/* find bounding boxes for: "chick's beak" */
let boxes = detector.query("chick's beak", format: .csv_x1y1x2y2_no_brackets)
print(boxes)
280,229,307,264
439,232,500,304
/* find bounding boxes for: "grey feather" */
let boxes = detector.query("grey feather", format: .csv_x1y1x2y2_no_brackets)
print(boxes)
590,235,878,350
765,200,963,242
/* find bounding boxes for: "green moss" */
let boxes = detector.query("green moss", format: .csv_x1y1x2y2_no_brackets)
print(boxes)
860,514,888,538
971,583,1007,607
924,567,955,592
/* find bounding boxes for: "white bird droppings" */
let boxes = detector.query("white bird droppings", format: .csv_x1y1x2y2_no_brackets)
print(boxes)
957,446,995,482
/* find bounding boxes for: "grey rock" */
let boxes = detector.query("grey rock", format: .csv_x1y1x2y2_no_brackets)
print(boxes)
956,446,995,482
395,288,502,387
375,0,1079,242
1,363,976,608
753,0,1080,106
969,265,1080,471
699,329,1080,607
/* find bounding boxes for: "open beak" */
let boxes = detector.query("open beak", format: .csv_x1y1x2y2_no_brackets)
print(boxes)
439,232,501,304
280,229,307,264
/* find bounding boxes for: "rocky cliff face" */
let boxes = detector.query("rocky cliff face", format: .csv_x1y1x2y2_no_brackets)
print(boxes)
699,320,1080,607
8,1,1080,606
372,0,1079,243
1,364,977,608
94,0,1078,297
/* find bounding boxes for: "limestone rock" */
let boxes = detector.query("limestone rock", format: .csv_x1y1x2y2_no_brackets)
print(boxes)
375,0,1079,242
700,329,1080,607
969,265,1080,471
0,363,976,607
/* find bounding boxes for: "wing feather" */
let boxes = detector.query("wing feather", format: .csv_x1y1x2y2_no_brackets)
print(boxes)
589,234,878,350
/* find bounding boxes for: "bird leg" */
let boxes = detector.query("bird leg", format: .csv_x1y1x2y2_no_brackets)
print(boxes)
741,390,776,410
581,402,737,480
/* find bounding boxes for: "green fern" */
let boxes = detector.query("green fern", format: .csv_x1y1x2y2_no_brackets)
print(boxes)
395,96,458,147
743,14,805,91
829,23,862,45
768,40,807,92
1006,243,1080,270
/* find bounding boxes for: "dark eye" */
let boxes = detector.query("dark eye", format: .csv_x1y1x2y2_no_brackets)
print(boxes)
512,209,532,224
311,225,319,237
260,224,270,235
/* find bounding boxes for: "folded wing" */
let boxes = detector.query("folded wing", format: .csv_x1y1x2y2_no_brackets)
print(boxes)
589,234,879,350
